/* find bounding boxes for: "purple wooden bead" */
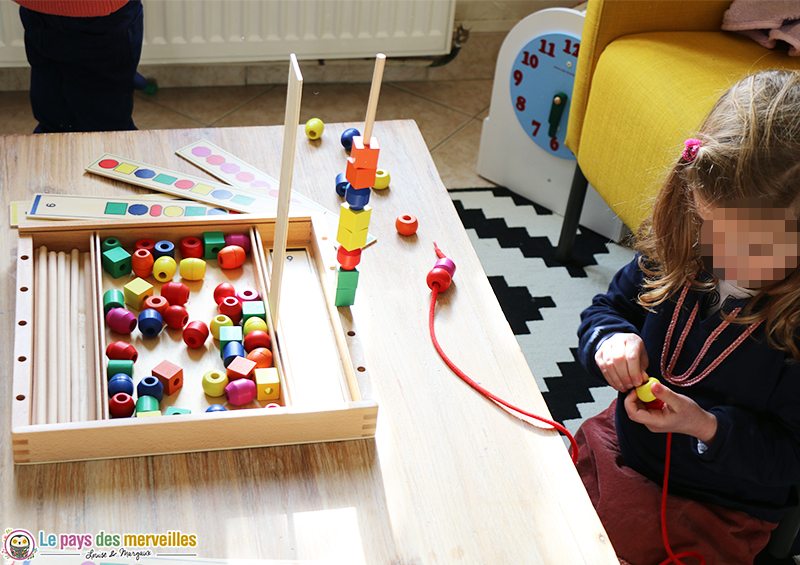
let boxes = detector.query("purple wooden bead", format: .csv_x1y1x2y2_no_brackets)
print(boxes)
237,287,260,302
224,233,251,254
106,307,137,334
225,378,257,406
433,258,456,278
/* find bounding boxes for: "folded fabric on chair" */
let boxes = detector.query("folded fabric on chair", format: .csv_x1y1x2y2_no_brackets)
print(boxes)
722,0,800,55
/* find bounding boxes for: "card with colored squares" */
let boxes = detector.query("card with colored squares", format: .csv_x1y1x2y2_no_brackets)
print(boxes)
25,193,233,221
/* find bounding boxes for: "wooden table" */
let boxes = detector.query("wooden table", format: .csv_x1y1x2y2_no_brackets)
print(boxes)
0,121,618,563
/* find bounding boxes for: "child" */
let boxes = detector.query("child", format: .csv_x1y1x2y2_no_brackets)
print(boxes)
576,69,800,565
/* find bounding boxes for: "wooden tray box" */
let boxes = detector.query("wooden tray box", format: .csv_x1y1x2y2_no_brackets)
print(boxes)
12,215,377,464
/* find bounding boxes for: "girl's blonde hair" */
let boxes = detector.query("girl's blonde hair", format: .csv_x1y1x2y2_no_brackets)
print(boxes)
636,69,800,361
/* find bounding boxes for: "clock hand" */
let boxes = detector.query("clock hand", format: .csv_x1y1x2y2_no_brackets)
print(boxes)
548,92,568,138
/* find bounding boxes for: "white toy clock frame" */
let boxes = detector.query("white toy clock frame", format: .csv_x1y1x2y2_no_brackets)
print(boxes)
477,7,625,243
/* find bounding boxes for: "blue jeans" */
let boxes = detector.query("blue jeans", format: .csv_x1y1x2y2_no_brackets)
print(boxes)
20,0,143,133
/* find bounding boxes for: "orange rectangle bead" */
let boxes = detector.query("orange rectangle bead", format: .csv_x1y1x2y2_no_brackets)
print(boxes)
345,157,376,189
350,136,380,169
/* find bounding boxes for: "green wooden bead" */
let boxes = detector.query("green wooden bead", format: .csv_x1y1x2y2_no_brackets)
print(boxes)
242,300,267,324
218,325,244,358
103,289,125,315
107,359,134,379
135,395,159,413
102,237,123,252
165,406,191,415
203,231,226,260
102,246,131,278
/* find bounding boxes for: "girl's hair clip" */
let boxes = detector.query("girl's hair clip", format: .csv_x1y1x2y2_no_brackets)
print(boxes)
683,138,701,162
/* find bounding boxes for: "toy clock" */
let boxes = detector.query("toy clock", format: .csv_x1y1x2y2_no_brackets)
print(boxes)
477,7,624,242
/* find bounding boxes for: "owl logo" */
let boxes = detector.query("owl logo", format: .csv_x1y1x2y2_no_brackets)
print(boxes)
2,529,36,561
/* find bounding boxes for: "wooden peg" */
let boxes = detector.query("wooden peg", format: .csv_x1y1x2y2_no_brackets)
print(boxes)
363,53,386,143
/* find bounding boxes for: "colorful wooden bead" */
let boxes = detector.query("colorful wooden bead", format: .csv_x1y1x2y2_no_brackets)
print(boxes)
335,286,357,307
227,355,257,381
218,245,246,269
225,378,257,406
102,246,132,278
164,305,189,329
138,309,163,338
109,392,135,418
202,370,228,397
350,136,380,169
337,246,362,270
179,257,206,280
373,168,390,190
206,404,227,413
101,237,122,252
203,231,226,260
107,359,134,379
106,340,138,362
153,256,177,282
183,320,210,348
210,314,233,340
339,203,372,233
179,236,204,258
335,172,349,197
336,266,359,290
243,330,271,352
108,374,134,397
305,117,324,140
341,127,360,150
213,282,236,305
345,158,376,190
224,233,251,254
247,347,273,369
222,341,246,367
152,359,183,395
103,289,124,315
137,375,164,402
135,394,160,413
131,248,155,278
165,406,191,415
337,224,369,252
426,267,452,292
396,214,418,236
136,410,161,417
241,299,266,324
219,295,242,324
143,295,169,315
219,325,244,357
344,185,371,210
243,316,268,335
123,277,153,310
154,240,175,259
255,367,281,401
106,307,137,334
135,239,156,252
161,281,189,305
237,287,260,302
636,376,666,409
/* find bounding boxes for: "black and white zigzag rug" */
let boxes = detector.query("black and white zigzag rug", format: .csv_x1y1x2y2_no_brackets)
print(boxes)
449,187,635,439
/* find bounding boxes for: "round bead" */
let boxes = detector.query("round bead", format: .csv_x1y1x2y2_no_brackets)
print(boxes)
153,240,175,259
237,287,259,302
107,359,134,379
247,347,273,368
243,316,268,335
396,214,418,236
265,403,282,409
103,289,125,316
202,369,229,397
161,281,189,305
218,245,246,269
244,330,271,352
179,236,204,258
106,307,137,334
226,378,257,406
426,267,452,292
210,315,233,340
108,374,134,397
373,169,391,190
164,305,189,329
636,377,661,403
131,248,154,278
225,233,251,254
106,340,138,362
305,117,324,140
135,239,156,253
109,392,135,418
143,295,169,315
137,376,164,403
179,257,206,280
137,309,163,338
219,296,242,324
101,237,122,252
337,246,362,270
153,256,177,282
433,257,456,278
213,283,236,305
222,341,246,367
345,186,371,210
206,404,227,413
135,394,160,413
335,172,349,197
341,127,360,150
183,320,210,348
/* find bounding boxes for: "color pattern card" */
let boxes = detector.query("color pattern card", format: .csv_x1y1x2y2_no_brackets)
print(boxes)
26,194,231,221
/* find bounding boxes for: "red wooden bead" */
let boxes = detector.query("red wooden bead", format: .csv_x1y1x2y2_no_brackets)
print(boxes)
179,236,204,259
143,295,169,315
135,239,156,252
243,330,271,352
218,245,246,269
131,248,154,278
426,267,452,292
247,347,273,368
109,392,135,418
396,214,419,236
225,233,251,254
106,340,138,362
183,320,210,348
213,282,236,305
219,295,242,324
337,246,362,270
161,281,190,306
164,305,189,329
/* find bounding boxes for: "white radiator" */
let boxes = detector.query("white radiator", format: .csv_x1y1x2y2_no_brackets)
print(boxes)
0,0,456,67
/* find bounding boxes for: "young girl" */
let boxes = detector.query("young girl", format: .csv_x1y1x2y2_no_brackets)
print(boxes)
576,69,800,565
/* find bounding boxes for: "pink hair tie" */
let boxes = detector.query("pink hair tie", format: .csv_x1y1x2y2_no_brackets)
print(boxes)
683,138,701,162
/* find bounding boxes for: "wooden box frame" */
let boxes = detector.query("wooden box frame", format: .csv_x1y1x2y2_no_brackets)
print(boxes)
11,214,378,464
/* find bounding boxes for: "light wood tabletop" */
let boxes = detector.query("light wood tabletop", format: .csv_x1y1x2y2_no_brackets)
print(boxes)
0,121,618,563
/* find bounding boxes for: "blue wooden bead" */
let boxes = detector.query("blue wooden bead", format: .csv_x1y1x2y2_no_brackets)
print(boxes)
223,341,246,367
335,172,349,197
345,186,371,210
108,374,134,397
206,404,227,413
138,309,163,338
137,375,164,402
154,240,175,259
341,128,360,150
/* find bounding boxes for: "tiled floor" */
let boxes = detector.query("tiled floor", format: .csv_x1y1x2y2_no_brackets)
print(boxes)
0,79,499,190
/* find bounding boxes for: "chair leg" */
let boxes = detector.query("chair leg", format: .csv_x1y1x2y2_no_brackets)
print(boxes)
555,164,589,263
767,486,800,559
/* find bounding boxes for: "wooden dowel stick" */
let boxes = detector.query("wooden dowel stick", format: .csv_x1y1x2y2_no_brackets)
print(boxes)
268,53,303,329
57,251,70,423
35,246,48,424
83,252,96,421
70,249,80,421
77,252,88,422
363,53,386,142
47,251,57,424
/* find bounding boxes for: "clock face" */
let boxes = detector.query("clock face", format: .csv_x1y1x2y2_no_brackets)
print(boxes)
509,32,579,160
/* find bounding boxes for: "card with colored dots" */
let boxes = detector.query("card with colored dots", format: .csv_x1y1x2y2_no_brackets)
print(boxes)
25,193,233,221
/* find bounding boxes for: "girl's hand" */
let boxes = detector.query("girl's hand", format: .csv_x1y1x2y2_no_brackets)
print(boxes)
594,333,649,392
624,381,718,443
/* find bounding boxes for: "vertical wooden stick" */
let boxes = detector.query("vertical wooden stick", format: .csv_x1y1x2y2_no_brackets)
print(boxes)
47,251,57,424
57,251,70,423
35,246,48,424
363,53,386,142
268,53,303,330
83,252,96,421
70,249,80,421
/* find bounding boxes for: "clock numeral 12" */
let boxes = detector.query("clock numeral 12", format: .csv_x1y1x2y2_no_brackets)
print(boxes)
563,39,580,57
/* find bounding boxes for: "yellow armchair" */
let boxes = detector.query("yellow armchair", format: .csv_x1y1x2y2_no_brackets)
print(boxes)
555,0,800,262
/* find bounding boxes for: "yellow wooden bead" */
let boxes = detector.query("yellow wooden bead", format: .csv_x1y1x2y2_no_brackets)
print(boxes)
255,367,281,401
123,277,153,310
373,168,390,190
153,256,177,282
305,118,324,140
210,314,233,340
202,370,229,397
180,257,206,281
243,316,268,335
636,376,660,403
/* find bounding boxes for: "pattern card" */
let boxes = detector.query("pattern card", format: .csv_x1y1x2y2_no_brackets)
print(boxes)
26,194,232,221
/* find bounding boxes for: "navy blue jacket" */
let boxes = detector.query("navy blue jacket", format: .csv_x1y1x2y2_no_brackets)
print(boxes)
578,255,800,523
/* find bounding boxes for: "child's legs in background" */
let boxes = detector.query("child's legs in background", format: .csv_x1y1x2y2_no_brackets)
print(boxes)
19,0,143,133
